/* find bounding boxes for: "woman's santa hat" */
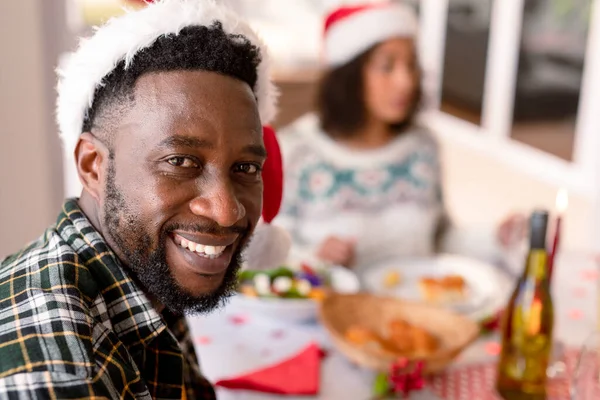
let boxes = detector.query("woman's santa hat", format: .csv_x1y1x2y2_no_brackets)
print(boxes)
323,2,418,67
56,0,289,266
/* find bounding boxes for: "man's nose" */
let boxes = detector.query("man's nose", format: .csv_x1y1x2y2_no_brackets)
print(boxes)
188,177,246,228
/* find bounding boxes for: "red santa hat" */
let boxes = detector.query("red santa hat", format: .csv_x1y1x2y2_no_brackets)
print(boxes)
245,125,291,271
260,126,283,224
323,2,418,67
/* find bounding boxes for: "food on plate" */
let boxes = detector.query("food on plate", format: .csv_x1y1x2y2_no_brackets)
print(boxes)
239,285,258,298
237,263,332,300
344,319,439,356
382,270,402,289
307,287,327,301
418,274,466,303
272,276,293,293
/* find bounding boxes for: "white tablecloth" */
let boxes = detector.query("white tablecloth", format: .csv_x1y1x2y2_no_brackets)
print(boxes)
187,252,598,400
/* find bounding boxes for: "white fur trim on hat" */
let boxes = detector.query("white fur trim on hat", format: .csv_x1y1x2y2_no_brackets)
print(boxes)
56,0,277,157
324,4,418,67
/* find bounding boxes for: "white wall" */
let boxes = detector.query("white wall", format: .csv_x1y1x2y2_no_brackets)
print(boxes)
439,138,594,253
0,1,68,258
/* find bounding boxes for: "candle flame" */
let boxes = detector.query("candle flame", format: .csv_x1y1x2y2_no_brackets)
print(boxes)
556,188,569,213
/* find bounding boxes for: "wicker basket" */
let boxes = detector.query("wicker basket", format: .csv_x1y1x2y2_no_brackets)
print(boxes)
318,293,480,374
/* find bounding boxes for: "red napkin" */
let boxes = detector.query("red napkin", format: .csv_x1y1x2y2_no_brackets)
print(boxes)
215,342,323,395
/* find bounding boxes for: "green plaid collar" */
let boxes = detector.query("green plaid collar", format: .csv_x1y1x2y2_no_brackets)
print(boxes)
57,198,168,354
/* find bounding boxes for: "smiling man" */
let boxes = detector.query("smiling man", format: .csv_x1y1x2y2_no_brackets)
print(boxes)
0,0,278,398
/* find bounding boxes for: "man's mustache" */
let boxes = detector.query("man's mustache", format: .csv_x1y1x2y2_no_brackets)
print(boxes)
166,222,249,237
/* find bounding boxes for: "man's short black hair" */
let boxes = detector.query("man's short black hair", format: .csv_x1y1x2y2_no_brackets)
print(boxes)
82,22,261,144
317,45,422,138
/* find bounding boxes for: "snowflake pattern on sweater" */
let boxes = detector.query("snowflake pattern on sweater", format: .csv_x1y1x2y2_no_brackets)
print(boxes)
281,119,442,220
296,151,439,212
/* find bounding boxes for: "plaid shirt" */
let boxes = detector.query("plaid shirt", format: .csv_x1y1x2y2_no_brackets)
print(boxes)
0,199,216,400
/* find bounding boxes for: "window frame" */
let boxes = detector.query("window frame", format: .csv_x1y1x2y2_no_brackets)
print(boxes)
418,0,600,200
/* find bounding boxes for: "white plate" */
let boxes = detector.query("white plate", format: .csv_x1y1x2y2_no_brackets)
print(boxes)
362,254,514,320
232,265,361,324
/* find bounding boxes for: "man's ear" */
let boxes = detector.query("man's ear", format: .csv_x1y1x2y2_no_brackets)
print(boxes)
75,132,107,202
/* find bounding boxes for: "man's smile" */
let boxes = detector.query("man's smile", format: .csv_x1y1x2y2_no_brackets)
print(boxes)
170,232,238,275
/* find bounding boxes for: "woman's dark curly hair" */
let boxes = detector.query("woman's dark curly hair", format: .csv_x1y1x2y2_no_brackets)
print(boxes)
317,44,422,138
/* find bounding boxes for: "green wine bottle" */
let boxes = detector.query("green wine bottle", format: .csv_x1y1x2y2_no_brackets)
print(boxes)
496,210,554,400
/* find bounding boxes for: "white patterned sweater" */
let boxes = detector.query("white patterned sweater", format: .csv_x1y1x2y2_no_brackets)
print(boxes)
273,114,505,273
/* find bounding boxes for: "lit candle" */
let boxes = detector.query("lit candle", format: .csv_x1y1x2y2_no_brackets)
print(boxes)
548,188,568,279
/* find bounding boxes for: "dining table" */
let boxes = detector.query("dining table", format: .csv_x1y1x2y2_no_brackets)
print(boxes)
187,250,599,400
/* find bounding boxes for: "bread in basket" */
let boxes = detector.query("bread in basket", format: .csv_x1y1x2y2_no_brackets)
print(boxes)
318,293,480,373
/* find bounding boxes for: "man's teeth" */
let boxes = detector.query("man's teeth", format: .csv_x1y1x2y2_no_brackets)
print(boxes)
178,238,226,258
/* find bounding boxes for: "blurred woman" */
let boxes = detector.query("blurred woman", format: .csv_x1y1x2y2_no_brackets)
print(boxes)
274,3,523,272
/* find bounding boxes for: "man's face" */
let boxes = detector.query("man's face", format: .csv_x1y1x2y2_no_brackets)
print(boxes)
100,70,265,314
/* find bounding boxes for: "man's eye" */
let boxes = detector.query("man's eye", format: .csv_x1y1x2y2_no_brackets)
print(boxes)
235,163,261,175
166,157,198,168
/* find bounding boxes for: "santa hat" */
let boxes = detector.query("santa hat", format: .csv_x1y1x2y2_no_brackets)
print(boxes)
56,0,277,164
323,2,418,67
244,125,291,271
260,126,283,224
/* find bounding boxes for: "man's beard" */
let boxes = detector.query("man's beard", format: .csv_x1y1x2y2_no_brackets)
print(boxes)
103,159,245,315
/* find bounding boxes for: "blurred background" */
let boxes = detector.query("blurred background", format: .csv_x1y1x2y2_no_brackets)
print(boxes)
1,0,599,258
